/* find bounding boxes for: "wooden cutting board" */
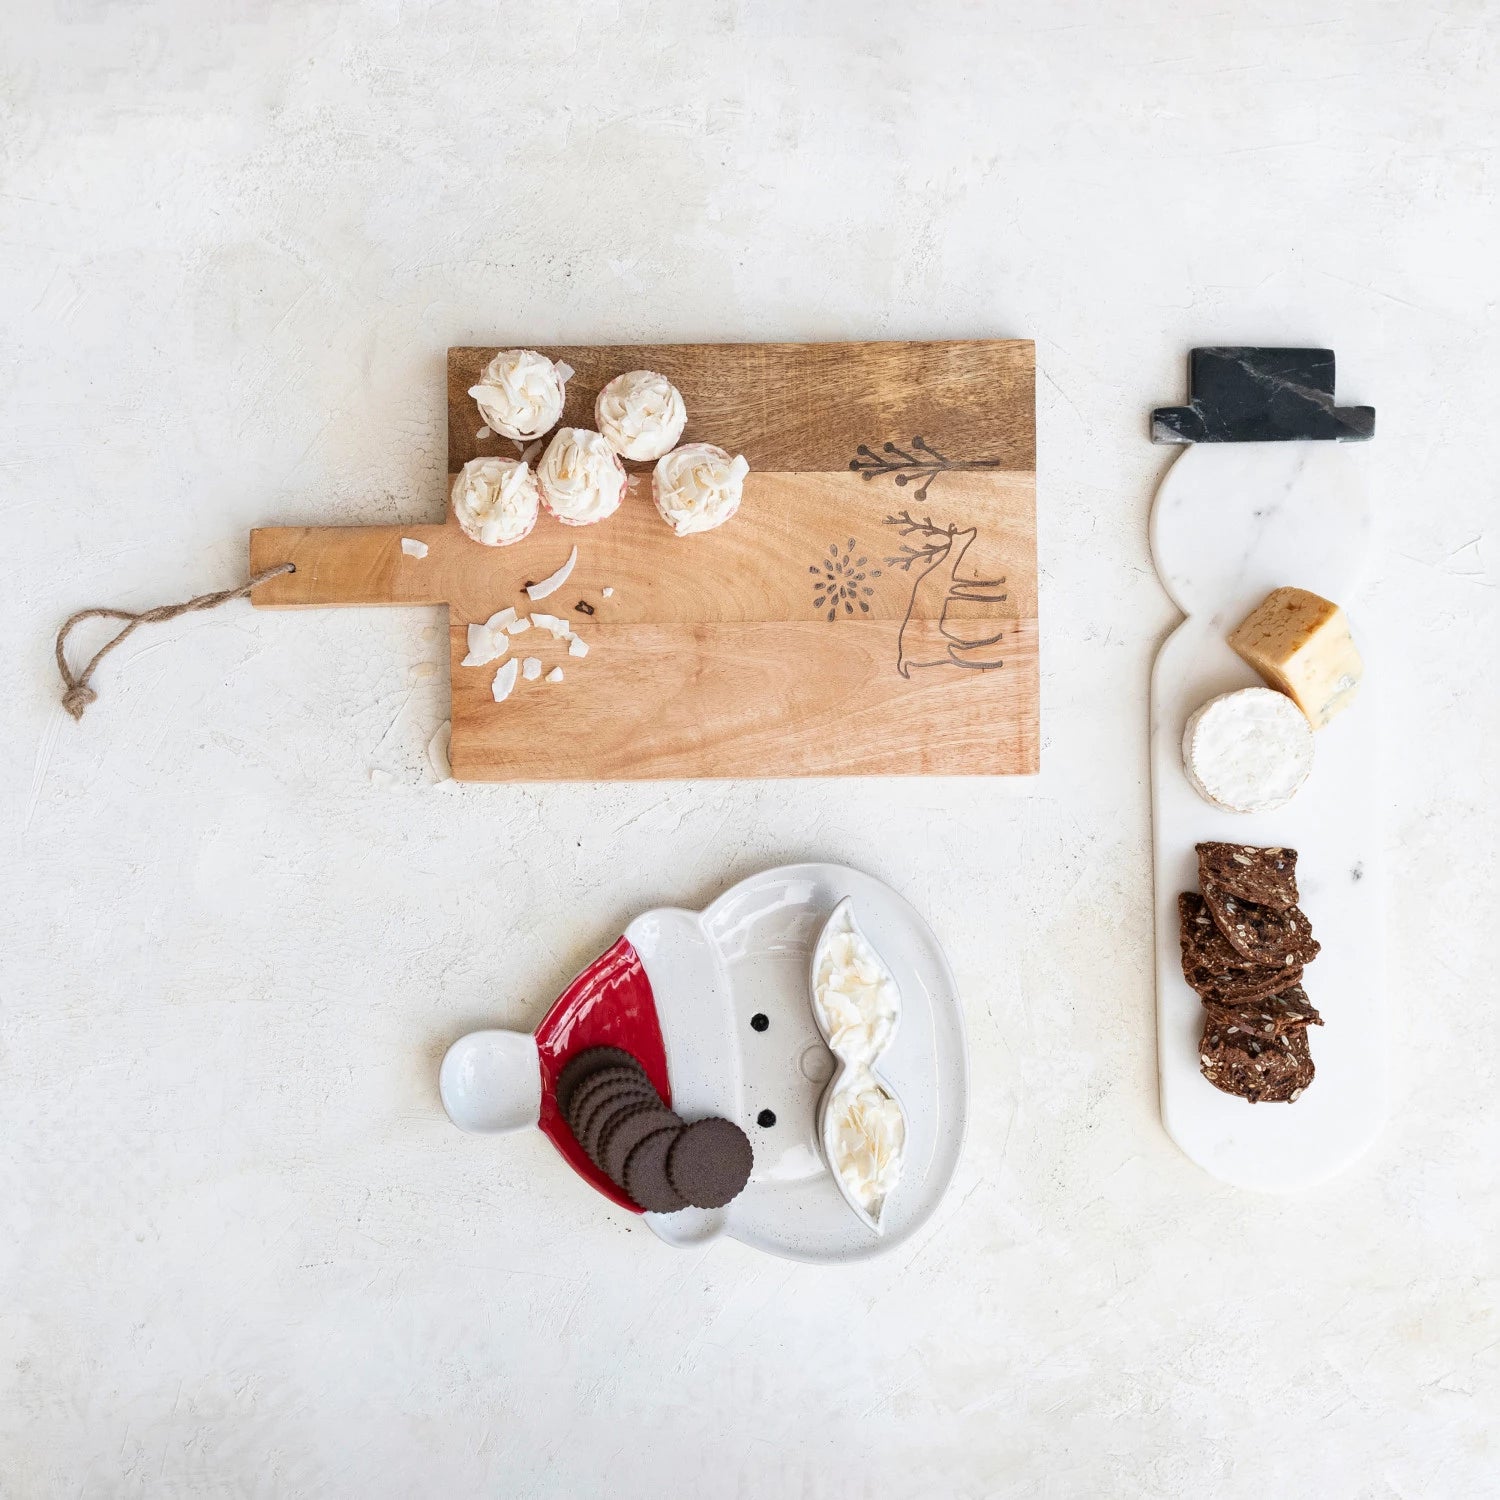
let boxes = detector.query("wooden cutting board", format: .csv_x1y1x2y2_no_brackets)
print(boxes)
249,340,1037,780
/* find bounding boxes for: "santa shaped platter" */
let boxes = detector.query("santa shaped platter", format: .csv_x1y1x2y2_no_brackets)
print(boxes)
439,863,968,1262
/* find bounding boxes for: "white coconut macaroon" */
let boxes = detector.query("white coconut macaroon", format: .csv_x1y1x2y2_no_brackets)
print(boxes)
536,428,627,526
468,349,573,443
595,369,687,461
651,443,750,536
451,457,540,547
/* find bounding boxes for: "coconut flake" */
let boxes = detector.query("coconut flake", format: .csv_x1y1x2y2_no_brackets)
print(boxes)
506,617,532,634
476,425,491,441
427,722,452,782
555,361,575,383
491,658,520,703
602,586,614,597
484,607,518,633
530,612,573,640
521,440,543,464
545,666,564,683
401,537,429,559
526,545,579,602
568,636,588,658
462,622,509,667
522,657,542,681
368,768,395,788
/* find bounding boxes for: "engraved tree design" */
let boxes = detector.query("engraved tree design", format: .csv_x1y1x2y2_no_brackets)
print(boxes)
810,539,882,622
850,436,1005,502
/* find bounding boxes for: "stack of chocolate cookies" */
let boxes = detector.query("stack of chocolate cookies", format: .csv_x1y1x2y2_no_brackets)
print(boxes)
557,1047,754,1213
1179,842,1323,1103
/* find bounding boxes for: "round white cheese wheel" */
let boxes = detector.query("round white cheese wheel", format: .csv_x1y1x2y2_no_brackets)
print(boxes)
1182,687,1314,814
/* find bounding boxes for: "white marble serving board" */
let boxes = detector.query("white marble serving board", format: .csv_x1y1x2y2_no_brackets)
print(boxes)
1150,442,1387,1190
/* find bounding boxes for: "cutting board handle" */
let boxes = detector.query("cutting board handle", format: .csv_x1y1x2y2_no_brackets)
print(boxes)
249,524,452,609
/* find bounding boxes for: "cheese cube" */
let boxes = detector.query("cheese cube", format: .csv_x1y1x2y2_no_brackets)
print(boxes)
1228,587,1363,728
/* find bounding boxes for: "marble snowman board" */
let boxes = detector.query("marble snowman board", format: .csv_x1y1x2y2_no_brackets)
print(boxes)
249,341,1037,779
1150,350,1386,1191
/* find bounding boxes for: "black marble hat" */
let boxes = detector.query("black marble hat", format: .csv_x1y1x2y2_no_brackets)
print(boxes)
1152,347,1375,444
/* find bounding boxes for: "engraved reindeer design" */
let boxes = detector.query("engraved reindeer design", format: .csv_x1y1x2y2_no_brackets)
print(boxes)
882,511,1008,676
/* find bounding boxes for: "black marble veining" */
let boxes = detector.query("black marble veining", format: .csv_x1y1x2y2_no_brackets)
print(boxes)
1152,347,1375,444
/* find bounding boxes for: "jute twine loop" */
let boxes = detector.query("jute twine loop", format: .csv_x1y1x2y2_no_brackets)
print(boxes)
54,562,295,721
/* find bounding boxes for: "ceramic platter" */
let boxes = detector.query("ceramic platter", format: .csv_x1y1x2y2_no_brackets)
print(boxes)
440,863,968,1263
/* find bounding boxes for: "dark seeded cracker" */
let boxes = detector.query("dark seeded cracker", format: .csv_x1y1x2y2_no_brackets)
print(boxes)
1195,842,1299,910
1199,1018,1315,1103
1202,984,1323,1039
1202,880,1321,967
1179,893,1303,1002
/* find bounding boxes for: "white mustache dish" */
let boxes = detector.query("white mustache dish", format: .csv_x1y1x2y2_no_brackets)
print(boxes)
809,897,910,1233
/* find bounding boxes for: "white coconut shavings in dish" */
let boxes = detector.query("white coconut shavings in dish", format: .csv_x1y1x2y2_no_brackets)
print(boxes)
491,659,520,703
545,666,564,683
811,901,908,1233
526,545,578,601
400,537,429,559
522,657,542,681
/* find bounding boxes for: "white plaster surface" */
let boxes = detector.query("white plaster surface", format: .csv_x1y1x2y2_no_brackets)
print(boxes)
1,3,1496,1495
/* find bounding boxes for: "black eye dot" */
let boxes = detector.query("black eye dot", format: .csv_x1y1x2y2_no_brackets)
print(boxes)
750,1013,769,1032
757,1109,776,1128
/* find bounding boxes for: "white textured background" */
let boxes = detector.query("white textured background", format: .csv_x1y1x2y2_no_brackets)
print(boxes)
2,3,1497,1496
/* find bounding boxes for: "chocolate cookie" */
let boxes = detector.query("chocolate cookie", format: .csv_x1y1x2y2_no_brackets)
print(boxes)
556,1047,643,1116
600,1104,682,1183
1199,1018,1315,1103
1203,984,1323,1039
623,1125,686,1213
1196,842,1299,910
565,1064,650,1137
1179,893,1303,1002
1202,880,1321,967
579,1082,662,1163
666,1118,754,1209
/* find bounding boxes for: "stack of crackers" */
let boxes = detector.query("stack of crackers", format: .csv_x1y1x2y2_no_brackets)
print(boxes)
1179,843,1323,1103
557,1047,753,1213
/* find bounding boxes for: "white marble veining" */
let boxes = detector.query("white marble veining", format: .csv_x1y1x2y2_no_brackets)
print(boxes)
1151,443,1386,1189
1,4,1497,1497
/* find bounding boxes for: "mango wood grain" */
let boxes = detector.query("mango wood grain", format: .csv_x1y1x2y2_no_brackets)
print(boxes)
446,620,1039,780
449,341,1035,475
251,338,1038,779
251,470,1035,624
